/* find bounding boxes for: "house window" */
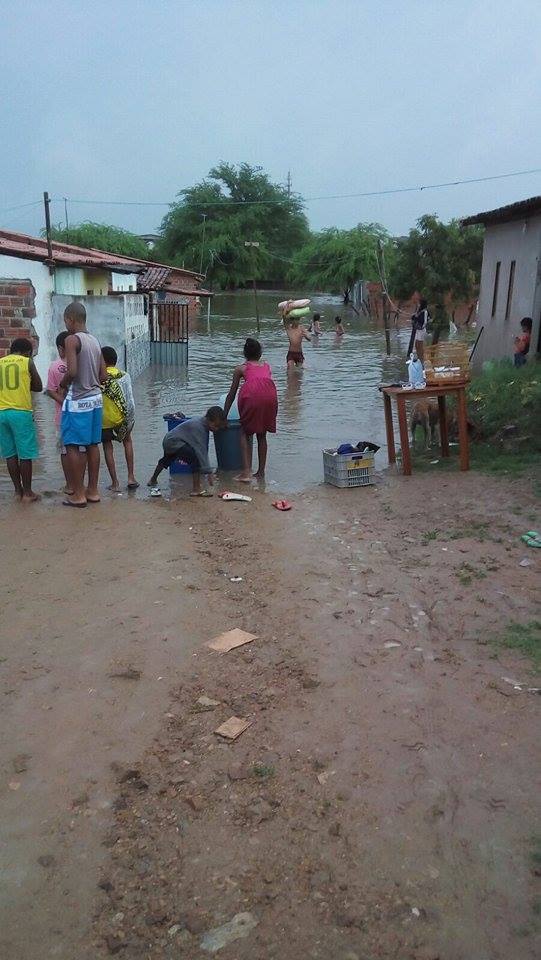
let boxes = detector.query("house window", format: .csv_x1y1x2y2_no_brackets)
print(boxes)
491,261,501,318
505,261,516,321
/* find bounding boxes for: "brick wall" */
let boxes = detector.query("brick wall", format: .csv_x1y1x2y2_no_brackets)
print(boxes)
0,280,37,357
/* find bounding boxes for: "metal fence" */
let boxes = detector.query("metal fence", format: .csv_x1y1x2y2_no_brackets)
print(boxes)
150,299,189,365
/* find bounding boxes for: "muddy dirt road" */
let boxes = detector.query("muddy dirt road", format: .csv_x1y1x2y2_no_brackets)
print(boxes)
1,471,539,959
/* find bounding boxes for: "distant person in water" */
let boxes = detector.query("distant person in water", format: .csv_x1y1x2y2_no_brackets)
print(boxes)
334,316,345,336
514,316,532,367
284,318,311,369
312,313,322,335
224,337,278,482
0,337,42,502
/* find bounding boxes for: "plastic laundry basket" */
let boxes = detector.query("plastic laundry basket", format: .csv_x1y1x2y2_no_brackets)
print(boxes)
323,448,376,488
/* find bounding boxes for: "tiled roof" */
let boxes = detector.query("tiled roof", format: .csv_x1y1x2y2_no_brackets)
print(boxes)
461,195,541,226
137,266,172,291
0,229,205,284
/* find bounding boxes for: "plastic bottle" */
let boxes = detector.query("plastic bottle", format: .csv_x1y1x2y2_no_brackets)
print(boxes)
407,350,425,388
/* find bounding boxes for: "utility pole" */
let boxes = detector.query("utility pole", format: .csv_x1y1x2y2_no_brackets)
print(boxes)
199,214,207,274
43,191,54,274
286,170,292,199
64,197,70,242
244,241,260,332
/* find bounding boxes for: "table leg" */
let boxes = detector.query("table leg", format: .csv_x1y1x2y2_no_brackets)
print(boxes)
438,395,450,457
457,387,470,471
383,394,396,464
396,396,411,475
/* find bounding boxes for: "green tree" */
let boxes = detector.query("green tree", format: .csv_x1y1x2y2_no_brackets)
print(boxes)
48,222,150,259
390,215,484,338
287,223,391,301
157,163,309,287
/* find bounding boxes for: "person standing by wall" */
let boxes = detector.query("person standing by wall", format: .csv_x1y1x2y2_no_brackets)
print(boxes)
0,338,42,502
513,316,532,367
60,302,107,508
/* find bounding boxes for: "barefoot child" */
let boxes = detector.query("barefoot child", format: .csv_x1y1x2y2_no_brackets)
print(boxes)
45,331,70,491
284,318,311,368
0,337,42,501
148,406,226,496
223,337,278,482
100,347,138,491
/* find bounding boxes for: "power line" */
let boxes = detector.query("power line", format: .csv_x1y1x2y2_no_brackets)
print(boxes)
0,200,43,214
39,165,541,210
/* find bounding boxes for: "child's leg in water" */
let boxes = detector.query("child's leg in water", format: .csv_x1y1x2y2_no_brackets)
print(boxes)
254,433,267,478
235,430,252,482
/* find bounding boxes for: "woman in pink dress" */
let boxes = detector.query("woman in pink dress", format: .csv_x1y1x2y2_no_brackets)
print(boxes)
223,337,278,481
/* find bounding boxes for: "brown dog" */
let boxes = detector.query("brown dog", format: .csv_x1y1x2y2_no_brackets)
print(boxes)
410,399,440,449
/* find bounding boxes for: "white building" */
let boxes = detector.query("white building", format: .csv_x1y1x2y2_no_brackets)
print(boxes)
462,196,541,366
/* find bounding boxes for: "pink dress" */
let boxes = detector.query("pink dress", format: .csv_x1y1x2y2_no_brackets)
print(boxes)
238,362,278,435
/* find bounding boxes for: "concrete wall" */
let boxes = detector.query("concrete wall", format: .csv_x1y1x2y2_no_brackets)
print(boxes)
475,215,541,366
51,293,150,380
0,254,54,377
112,272,138,292
54,267,86,296
51,294,125,358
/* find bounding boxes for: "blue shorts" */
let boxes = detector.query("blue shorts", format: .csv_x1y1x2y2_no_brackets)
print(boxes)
0,409,39,460
61,394,103,447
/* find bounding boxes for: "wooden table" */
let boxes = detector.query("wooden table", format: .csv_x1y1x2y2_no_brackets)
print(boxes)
380,380,470,476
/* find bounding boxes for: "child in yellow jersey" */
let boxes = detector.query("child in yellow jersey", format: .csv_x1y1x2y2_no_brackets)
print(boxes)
101,346,138,491
0,338,43,501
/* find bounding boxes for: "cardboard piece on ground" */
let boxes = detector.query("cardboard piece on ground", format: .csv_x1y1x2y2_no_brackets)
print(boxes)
214,717,252,741
207,628,257,653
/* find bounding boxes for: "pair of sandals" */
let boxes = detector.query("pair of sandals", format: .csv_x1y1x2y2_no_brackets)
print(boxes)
521,530,541,548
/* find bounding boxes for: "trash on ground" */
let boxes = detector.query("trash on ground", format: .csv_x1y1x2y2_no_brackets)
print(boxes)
214,717,252,741
196,696,220,710
220,491,252,502
230,576,243,582
207,628,257,652
501,676,540,693
521,530,541,548
430,460,439,465
317,770,335,785
149,487,161,498
272,499,292,511
200,911,258,953
384,641,402,649
519,558,533,567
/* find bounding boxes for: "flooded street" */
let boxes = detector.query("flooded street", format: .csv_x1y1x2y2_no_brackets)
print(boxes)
1,291,410,497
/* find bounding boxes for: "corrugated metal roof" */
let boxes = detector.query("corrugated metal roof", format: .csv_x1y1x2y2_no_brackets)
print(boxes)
461,195,541,227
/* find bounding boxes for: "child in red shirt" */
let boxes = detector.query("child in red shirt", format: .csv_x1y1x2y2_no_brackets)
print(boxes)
514,317,532,367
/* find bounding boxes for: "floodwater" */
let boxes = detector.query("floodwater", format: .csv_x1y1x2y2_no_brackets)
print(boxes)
1,291,412,498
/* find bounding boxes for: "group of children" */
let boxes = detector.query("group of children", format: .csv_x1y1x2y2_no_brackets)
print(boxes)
0,302,138,505
0,305,345,501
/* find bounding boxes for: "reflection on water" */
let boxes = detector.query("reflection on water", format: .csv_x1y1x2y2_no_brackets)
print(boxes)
0,291,410,497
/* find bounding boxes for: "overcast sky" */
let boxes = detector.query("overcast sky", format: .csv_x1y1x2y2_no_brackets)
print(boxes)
1,0,540,240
